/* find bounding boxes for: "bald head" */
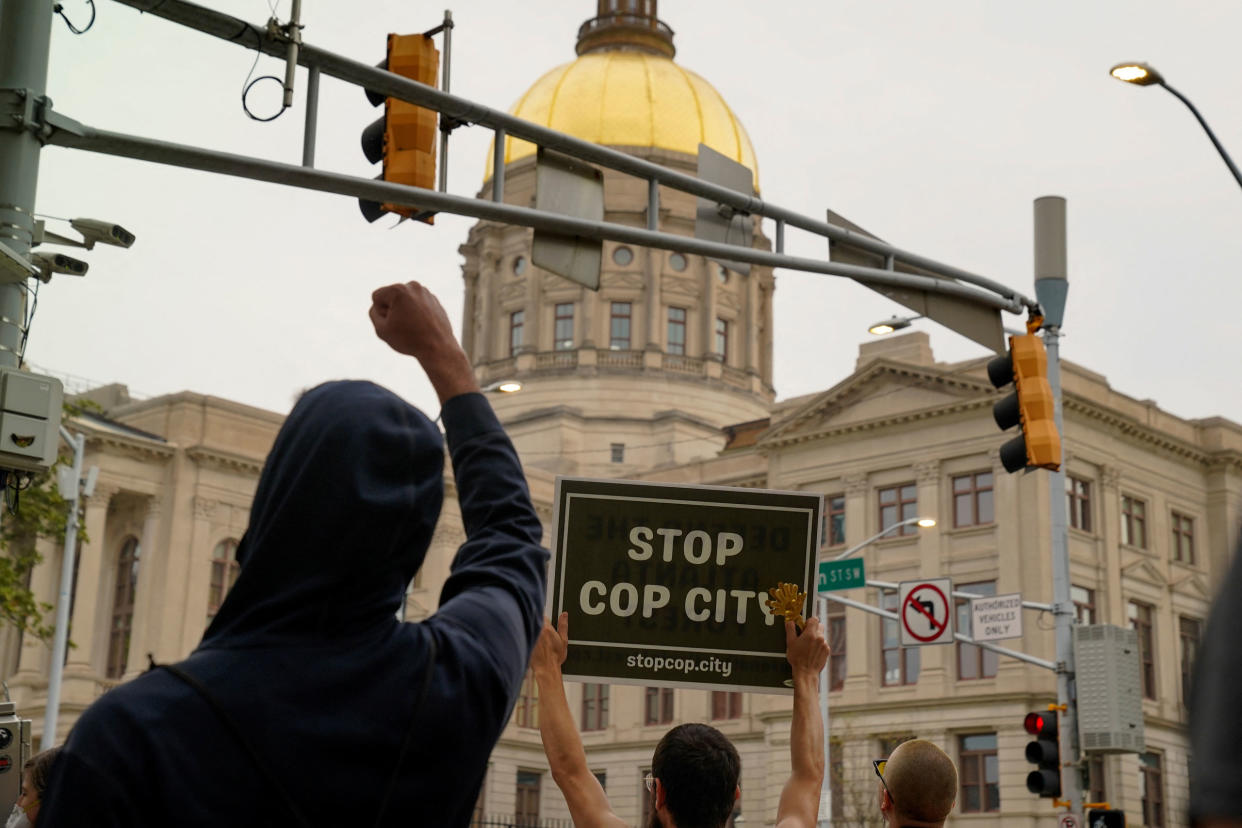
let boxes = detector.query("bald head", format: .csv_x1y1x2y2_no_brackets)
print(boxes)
884,739,958,825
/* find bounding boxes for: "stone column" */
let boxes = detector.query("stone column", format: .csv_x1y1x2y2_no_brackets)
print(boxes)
701,262,717,358
461,272,477,359
64,484,117,676
744,271,760,374
123,497,162,680
524,271,542,352
476,257,494,363
912,460,947,689
645,247,661,351
580,284,597,349
1099,464,1124,623
841,473,870,693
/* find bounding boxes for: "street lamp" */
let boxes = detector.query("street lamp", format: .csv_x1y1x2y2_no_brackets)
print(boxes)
814,513,936,827
867,315,922,336
481,379,522,394
1109,61,1242,191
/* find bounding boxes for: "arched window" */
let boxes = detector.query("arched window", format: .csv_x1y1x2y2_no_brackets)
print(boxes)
106,537,141,679
207,538,241,619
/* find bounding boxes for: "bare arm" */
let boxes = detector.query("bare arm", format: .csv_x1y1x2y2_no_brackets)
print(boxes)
369,281,480,403
776,617,830,828
531,613,627,828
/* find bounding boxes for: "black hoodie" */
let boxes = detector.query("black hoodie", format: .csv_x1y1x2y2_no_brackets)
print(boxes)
40,382,548,827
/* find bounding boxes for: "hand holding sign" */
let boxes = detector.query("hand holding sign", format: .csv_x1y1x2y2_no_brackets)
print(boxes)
766,582,808,630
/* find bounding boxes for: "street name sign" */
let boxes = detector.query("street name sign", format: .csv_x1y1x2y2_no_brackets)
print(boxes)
817,558,865,593
970,592,1023,642
548,477,822,693
898,578,953,646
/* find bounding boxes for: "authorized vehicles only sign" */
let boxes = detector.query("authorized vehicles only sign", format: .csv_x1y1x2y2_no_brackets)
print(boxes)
548,477,822,694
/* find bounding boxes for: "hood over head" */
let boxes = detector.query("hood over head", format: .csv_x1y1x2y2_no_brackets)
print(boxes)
202,380,444,647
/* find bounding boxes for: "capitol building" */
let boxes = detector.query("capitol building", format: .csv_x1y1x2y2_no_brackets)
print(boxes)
2,3,1232,826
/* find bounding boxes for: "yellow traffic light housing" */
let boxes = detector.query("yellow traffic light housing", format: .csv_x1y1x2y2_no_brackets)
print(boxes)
360,33,439,223
987,326,1062,473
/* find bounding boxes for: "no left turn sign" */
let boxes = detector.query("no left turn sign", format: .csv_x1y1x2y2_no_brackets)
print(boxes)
898,578,953,646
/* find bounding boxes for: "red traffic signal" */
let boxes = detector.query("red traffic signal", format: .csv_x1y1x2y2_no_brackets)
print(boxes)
1023,710,1061,798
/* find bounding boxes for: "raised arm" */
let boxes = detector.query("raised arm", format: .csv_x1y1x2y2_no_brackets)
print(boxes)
370,280,547,686
532,613,627,828
776,617,831,828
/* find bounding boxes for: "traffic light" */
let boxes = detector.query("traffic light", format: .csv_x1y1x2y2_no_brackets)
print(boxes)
360,33,439,223
1087,809,1126,828
987,326,1060,473
1023,710,1061,798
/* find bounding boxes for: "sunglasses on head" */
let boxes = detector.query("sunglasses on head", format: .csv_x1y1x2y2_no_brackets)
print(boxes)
873,759,896,805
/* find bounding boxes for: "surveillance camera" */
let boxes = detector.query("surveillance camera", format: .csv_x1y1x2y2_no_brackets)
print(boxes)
31,252,89,282
70,218,135,249
0,241,38,283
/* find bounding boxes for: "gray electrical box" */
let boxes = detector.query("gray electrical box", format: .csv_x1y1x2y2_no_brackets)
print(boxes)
0,367,63,475
0,701,32,815
1074,624,1146,753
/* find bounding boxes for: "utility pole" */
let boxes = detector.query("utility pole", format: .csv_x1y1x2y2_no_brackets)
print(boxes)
0,0,54,367
42,428,86,749
1033,196,1081,815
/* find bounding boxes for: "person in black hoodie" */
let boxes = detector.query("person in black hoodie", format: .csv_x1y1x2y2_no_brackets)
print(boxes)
39,281,548,827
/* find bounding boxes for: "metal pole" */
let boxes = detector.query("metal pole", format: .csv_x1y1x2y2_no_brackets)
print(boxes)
41,119,1017,310
1035,196,1082,814
106,0,1036,311
647,178,659,231
280,0,302,109
817,595,831,828
43,429,84,749
491,128,505,203
301,65,319,167
1160,82,1242,192
437,10,452,193
0,0,54,369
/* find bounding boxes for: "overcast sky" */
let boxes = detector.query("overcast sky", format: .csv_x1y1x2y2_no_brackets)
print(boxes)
25,0,1242,425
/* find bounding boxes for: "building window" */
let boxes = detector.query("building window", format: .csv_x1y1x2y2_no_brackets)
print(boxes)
645,687,674,725
952,472,994,527
1180,616,1202,706
514,670,539,728
714,317,729,359
593,770,607,792
1067,476,1092,532
957,581,998,680
878,483,918,536
1139,752,1165,827
1171,512,1195,564
509,310,524,356
959,733,1000,813
667,307,687,355
669,252,687,272
822,494,845,547
609,302,632,350
1129,601,1157,700
513,255,527,275
827,602,846,691
711,691,742,720
881,592,920,686
829,739,844,820
107,537,141,679
554,303,575,350
612,245,633,266
879,735,915,759
1072,585,1097,625
515,770,542,826
610,443,625,464
582,683,609,731
1084,753,1107,806
1121,495,1148,548
207,538,240,619
640,766,652,819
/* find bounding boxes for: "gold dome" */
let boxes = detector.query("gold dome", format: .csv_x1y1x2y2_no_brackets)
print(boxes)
487,51,759,190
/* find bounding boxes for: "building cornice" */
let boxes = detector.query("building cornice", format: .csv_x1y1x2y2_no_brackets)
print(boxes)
186,445,266,475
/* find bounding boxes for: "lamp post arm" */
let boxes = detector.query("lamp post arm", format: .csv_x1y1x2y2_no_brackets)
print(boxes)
1160,82,1242,191
830,518,923,562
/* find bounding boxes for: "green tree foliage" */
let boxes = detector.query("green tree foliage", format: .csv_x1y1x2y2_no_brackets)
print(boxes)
0,400,97,643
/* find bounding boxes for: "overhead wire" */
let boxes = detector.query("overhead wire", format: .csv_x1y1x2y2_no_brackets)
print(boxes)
53,0,95,35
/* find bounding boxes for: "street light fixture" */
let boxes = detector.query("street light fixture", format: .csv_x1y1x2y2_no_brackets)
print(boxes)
481,379,522,394
867,315,922,336
1109,61,1242,191
830,515,936,562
